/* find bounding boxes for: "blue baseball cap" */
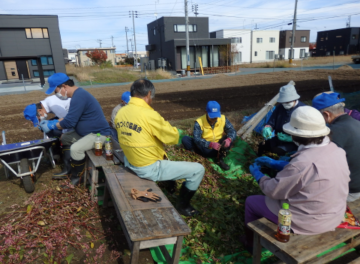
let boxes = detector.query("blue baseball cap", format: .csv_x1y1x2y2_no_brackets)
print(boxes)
121,91,131,104
23,104,39,127
312,92,345,110
45,73,70,95
206,101,221,118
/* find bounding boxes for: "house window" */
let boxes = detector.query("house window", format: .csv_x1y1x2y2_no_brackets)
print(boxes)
82,51,88,55
300,49,305,58
110,50,115,53
269,37,275,43
301,36,307,42
33,70,55,77
288,49,294,59
154,28,156,35
266,51,274,60
289,36,295,43
320,38,324,41
231,38,241,43
25,28,49,39
256,38,263,43
174,24,197,32
339,51,344,55
336,35,342,38
30,56,53,66
233,52,242,64
326,51,330,55
254,51,258,56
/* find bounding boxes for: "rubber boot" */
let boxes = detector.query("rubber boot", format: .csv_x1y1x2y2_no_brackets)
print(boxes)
176,182,200,216
159,180,177,194
69,158,86,186
218,157,230,171
52,146,71,180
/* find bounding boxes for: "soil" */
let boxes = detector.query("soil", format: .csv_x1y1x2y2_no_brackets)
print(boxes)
1,68,360,263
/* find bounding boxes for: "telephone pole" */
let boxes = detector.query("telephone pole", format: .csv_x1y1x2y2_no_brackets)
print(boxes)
97,39,102,48
111,36,114,47
129,11,138,68
125,27,129,55
185,0,190,76
289,0,298,64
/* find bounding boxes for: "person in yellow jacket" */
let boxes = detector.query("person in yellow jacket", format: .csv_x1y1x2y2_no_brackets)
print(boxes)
182,101,236,171
114,79,205,216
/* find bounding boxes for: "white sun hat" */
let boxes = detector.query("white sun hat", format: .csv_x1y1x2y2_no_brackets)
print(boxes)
277,81,300,103
283,106,330,138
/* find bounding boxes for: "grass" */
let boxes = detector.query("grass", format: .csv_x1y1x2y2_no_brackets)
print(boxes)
237,55,353,68
66,64,173,84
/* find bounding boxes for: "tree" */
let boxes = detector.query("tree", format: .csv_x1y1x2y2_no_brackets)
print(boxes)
86,49,107,65
309,42,316,50
124,57,134,65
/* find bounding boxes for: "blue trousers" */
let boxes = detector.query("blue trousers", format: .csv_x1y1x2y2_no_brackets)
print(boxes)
124,156,205,191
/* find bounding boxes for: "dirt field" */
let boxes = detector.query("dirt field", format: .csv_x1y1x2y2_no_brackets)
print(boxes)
0,68,360,263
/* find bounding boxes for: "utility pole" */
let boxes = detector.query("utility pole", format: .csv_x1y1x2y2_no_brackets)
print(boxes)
192,4,198,16
185,0,190,77
289,0,298,64
125,27,129,55
129,11,138,68
129,38,135,67
347,16,351,27
97,39,102,48
111,36,114,47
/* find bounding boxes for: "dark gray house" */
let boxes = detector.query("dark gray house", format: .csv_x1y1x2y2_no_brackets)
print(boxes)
146,16,231,71
279,30,310,59
315,27,360,56
0,14,66,86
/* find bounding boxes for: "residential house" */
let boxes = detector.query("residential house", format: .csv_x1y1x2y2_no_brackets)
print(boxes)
67,49,77,64
0,14,66,86
210,29,251,64
128,51,147,59
146,16,231,71
315,27,360,56
251,30,280,63
115,53,127,64
77,47,116,66
279,30,310,59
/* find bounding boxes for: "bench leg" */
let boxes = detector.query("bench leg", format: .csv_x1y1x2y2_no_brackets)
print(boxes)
252,233,262,264
171,236,184,264
130,241,140,264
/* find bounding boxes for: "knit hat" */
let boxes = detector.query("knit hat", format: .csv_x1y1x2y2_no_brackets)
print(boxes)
283,106,330,138
277,83,300,103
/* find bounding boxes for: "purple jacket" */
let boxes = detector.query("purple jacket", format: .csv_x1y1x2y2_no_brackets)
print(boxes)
260,141,350,235
345,108,360,121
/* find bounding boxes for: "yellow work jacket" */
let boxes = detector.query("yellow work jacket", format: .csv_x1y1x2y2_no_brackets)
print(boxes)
114,97,179,167
196,114,226,143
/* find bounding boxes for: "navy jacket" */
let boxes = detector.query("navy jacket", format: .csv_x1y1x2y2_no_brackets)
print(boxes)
59,88,110,137
266,101,306,134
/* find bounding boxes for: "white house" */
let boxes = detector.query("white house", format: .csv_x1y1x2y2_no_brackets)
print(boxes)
210,29,251,64
67,49,77,64
251,30,280,63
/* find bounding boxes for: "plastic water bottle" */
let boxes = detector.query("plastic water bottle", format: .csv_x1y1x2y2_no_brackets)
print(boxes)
94,133,102,156
276,203,292,243
104,137,113,160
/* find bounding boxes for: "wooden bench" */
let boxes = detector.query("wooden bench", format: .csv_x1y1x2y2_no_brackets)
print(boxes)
101,164,191,264
83,137,121,202
248,201,360,264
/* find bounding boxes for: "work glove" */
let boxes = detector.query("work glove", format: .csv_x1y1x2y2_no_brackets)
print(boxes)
262,126,273,140
255,156,289,171
277,132,292,142
131,188,162,202
249,163,265,183
223,138,232,148
209,142,221,151
39,120,59,134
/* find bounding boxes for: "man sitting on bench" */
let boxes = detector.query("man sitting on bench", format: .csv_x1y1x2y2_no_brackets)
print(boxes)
114,79,205,216
245,106,350,252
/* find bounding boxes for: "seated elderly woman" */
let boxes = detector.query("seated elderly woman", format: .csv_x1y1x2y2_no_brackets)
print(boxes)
243,106,350,252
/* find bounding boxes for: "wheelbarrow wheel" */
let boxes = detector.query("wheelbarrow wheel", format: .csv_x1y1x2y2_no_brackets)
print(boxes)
20,158,35,193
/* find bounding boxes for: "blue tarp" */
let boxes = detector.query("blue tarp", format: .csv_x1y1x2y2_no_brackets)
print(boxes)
241,106,276,135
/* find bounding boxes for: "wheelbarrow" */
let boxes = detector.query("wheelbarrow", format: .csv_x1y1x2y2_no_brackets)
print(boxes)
0,137,57,193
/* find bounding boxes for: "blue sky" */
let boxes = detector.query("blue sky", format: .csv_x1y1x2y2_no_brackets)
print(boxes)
1,0,359,53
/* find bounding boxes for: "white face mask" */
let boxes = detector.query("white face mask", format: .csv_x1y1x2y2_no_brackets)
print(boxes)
40,113,48,121
56,87,68,100
282,101,294,110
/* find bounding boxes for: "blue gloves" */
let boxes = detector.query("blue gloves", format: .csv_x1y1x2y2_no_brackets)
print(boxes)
249,163,265,183
262,127,272,139
255,156,289,171
277,132,292,142
39,120,59,133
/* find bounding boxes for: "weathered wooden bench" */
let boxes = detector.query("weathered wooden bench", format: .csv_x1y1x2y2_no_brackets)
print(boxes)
248,200,360,264
85,138,191,264
83,136,121,202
